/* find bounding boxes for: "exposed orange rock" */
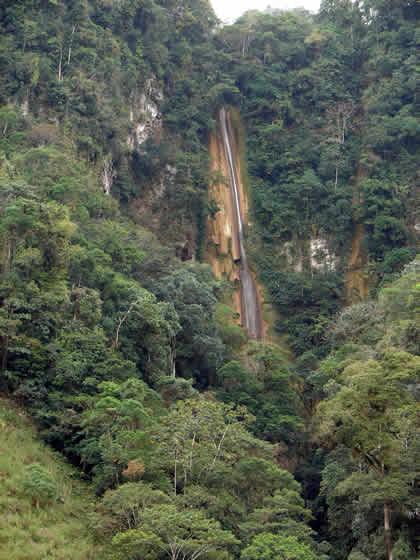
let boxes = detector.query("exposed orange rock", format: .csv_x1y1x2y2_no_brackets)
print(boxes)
226,111,249,226
346,160,369,303
208,132,240,266
207,109,269,339
207,118,241,317
346,222,369,303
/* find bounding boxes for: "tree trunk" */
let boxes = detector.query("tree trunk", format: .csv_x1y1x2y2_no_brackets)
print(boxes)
112,303,135,349
58,46,63,81
1,335,8,373
174,448,178,496
67,24,77,66
0,334,9,392
4,233,12,274
113,318,123,350
384,501,393,560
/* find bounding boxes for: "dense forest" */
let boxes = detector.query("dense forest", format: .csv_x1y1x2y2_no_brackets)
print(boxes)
0,0,418,559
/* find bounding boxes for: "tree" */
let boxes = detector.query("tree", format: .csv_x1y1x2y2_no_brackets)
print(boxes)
239,471,316,547
111,286,158,350
241,533,317,560
99,481,170,533
111,504,239,560
153,265,224,383
317,350,420,560
323,102,355,189
79,378,154,491
149,397,261,496
22,462,56,509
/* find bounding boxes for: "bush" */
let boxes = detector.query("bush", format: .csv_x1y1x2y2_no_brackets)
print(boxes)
22,462,57,509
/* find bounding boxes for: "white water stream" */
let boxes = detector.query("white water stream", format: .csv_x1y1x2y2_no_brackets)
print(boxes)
219,108,262,339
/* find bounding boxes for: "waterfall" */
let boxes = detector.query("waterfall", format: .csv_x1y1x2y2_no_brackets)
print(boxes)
219,108,262,340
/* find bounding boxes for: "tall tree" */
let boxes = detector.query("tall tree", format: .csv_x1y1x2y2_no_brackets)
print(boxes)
317,351,420,560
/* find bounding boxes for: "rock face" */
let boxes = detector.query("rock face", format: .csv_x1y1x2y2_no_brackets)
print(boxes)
132,163,177,231
101,155,116,195
207,129,240,279
99,76,163,196
273,235,337,275
346,222,369,303
310,237,337,271
127,76,163,150
219,108,262,340
207,109,263,340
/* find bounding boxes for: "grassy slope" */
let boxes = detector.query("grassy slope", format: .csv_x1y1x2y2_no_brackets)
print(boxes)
0,399,104,560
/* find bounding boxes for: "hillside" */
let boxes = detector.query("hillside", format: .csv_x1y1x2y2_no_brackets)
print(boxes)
0,0,418,559
0,398,103,559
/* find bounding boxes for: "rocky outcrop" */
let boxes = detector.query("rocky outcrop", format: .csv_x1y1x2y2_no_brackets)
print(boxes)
310,236,337,271
101,155,116,195
132,163,177,231
127,77,163,150
207,109,265,339
346,222,369,303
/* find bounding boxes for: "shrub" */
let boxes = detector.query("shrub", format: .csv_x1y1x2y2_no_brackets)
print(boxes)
22,462,57,509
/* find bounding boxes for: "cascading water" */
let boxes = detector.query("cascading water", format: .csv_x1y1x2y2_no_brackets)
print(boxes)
219,108,262,340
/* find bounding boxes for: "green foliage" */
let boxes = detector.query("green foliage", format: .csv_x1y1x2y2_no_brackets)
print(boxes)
78,378,156,492
22,462,57,508
241,533,317,560
359,177,409,260
238,470,319,549
0,1,418,558
111,504,239,560
153,264,224,384
263,267,342,357
315,259,420,559
91,396,318,559
0,399,102,559
216,343,302,445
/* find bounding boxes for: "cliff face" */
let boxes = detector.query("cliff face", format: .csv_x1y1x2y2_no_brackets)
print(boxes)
207,109,266,339
0,0,415,357
207,112,242,317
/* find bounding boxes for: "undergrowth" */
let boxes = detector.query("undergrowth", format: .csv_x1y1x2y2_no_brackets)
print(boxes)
0,399,103,560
